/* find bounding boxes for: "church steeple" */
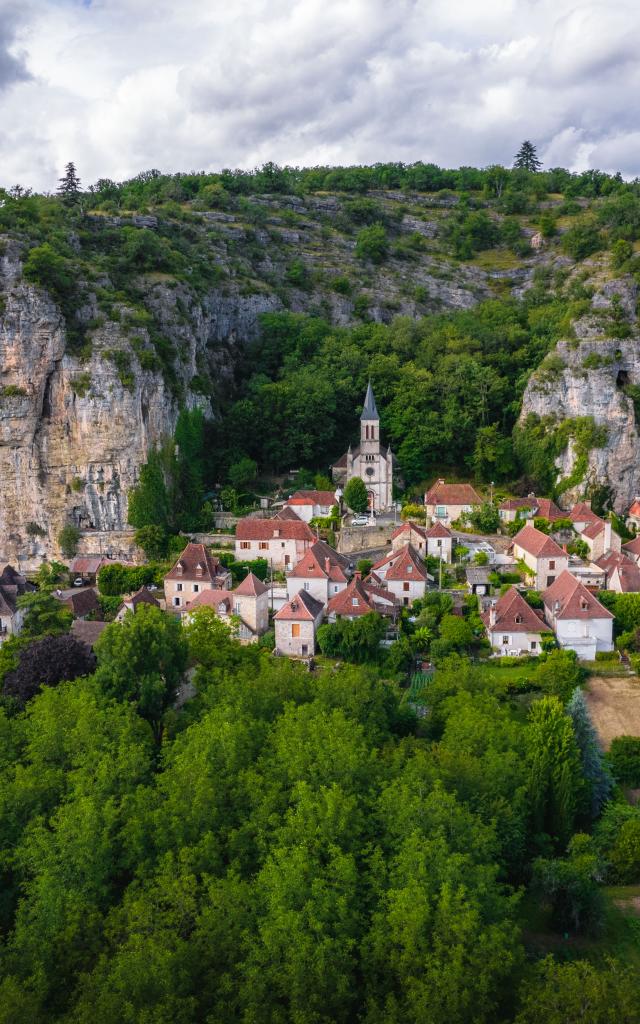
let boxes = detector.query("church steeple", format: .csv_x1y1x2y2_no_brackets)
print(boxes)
360,381,379,421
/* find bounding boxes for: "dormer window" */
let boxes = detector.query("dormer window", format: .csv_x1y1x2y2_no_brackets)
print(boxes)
352,598,358,607
176,562,184,576
515,614,522,624
407,565,413,573
274,529,281,538
581,599,589,610
196,563,204,578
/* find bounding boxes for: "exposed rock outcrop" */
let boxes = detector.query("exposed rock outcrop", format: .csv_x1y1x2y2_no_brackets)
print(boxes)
519,277,640,511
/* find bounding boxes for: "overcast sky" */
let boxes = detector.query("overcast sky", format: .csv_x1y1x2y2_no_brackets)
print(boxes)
1,0,639,192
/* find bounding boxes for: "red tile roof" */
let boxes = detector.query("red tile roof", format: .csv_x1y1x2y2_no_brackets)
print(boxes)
165,543,230,582
499,496,539,511
381,544,429,582
534,498,564,521
289,541,349,583
425,521,452,538
543,570,613,620
70,556,110,575
326,575,397,617
391,522,428,542
610,561,640,593
274,590,324,621
62,587,101,618
185,590,232,613
628,500,640,518
581,518,606,540
286,490,337,507
513,524,566,559
569,502,600,524
234,572,269,597
481,587,551,634
235,518,315,541
596,550,630,573
274,506,302,521
425,479,482,506
623,537,640,558
70,619,108,648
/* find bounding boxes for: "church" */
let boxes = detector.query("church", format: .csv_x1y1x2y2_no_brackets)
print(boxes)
332,383,394,512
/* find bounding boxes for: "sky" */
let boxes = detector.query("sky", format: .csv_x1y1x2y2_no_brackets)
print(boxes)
1,0,640,191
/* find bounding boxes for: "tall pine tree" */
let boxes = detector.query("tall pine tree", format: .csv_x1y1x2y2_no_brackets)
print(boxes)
566,688,613,820
513,141,541,172
57,162,82,206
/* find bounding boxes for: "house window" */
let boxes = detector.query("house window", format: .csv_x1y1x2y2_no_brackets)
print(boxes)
176,583,183,592
303,582,310,591
515,614,522,624
259,542,269,550
549,560,556,570
292,623,300,637
407,565,413,573
173,597,181,607
403,597,409,607
240,542,250,550
301,644,309,655
437,539,442,548
435,505,446,518
234,602,241,614
502,635,509,645
530,641,537,650
546,576,555,587
403,582,410,591
352,598,358,607
333,585,339,593
193,584,199,593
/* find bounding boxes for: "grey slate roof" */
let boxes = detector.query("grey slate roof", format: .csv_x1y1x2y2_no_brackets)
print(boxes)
360,381,379,421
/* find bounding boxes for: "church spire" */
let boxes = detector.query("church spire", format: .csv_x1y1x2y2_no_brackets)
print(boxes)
360,381,379,421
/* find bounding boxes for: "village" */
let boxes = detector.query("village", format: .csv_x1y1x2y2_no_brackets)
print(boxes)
1,383,640,675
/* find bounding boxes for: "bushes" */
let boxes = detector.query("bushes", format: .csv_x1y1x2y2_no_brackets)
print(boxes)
561,222,603,261
607,735,640,786
58,524,81,557
355,223,389,263
97,562,166,596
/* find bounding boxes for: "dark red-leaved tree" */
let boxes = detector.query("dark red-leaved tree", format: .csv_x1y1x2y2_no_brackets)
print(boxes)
2,635,96,706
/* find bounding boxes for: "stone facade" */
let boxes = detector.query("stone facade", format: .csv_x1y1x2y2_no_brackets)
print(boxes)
332,384,393,512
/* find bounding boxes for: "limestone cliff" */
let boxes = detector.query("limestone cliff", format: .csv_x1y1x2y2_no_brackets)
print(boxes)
0,239,279,565
519,276,640,511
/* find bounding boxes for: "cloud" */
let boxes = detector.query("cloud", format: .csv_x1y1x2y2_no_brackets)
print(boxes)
1,0,640,190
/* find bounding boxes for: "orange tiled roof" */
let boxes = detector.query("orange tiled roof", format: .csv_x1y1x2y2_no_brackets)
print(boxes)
165,542,229,582
481,586,551,634
236,518,315,541
274,590,324,621
424,479,482,506
513,524,566,559
543,570,613,620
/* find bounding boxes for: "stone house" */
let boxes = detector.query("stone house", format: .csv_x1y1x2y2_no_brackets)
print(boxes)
0,565,35,643
332,383,394,512
542,570,614,660
164,542,232,610
284,490,338,523
579,518,621,562
606,559,640,593
326,573,397,621
498,494,564,525
569,501,601,533
371,544,430,607
115,587,160,621
512,524,568,590
481,586,552,656
622,537,640,565
286,540,351,608
626,498,640,531
424,480,482,526
57,586,101,620
391,522,428,557
274,590,324,657
466,566,492,596
184,571,270,643
235,518,315,571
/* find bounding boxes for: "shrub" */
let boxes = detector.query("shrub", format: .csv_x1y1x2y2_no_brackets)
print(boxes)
355,223,389,264
607,735,640,786
561,222,603,261
611,238,633,268
58,523,80,557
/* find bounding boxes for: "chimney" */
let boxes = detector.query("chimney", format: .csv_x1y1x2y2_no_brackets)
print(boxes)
604,520,612,551
354,571,362,581
325,557,331,575
489,603,496,627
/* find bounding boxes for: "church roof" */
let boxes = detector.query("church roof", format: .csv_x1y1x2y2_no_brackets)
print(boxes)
360,382,379,421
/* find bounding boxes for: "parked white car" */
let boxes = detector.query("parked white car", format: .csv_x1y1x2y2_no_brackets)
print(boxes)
351,515,370,526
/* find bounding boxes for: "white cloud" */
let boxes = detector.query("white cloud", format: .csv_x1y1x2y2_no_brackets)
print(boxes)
1,0,640,190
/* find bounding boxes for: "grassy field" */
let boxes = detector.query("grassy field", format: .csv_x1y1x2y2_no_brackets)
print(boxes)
585,674,640,750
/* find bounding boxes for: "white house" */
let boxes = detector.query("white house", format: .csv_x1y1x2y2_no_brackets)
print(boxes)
164,542,232,610
425,522,453,561
512,525,568,590
542,570,614,660
424,479,482,526
283,490,339,523
481,586,552,656
274,590,324,658
371,544,430,607
286,540,351,607
579,518,621,562
184,571,270,643
332,383,394,512
235,517,316,571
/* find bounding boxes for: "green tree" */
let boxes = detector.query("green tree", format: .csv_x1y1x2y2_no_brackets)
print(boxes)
228,456,258,491
513,140,541,172
57,161,81,205
532,649,582,703
17,591,72,640
355,223,389,263
94,604,187,740
134,524,168,560
562,222,603,260
566,687,612,818
611,238,633,267
469,502,500,534
526,696,584,848
173,408,206,530
532,833,605,935
127,449,170,529
515,957,640,1024
57,523,80,558
344,476,369,514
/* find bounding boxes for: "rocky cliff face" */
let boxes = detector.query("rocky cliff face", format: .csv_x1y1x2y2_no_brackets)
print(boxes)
0,239,280,565
519,276,640,511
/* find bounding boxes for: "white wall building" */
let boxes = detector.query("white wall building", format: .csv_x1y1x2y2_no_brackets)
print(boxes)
332,383,393,512
542,570,614,660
